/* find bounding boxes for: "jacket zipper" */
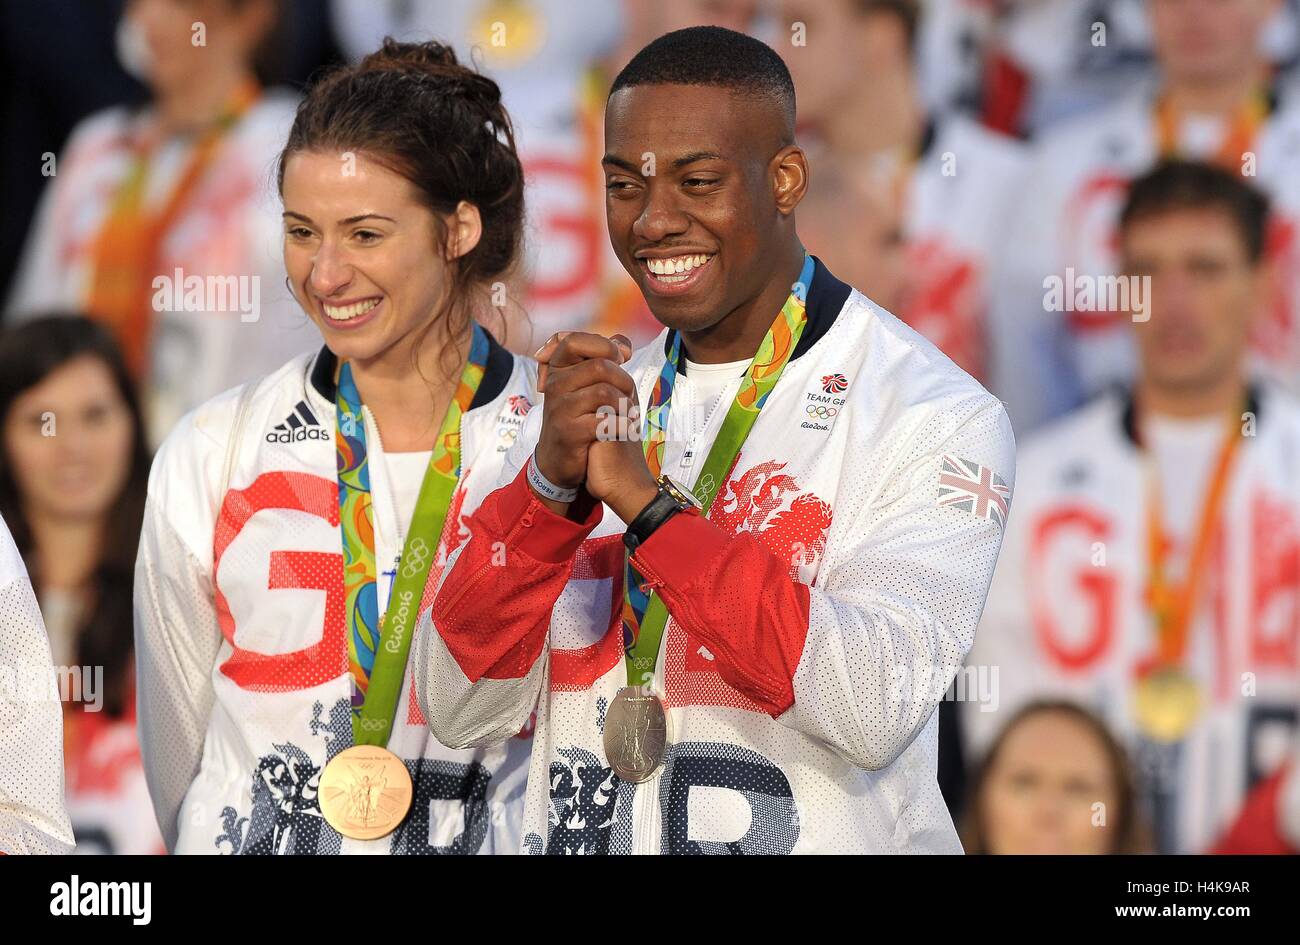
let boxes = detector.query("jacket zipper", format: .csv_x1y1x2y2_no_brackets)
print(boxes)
630,601,672,855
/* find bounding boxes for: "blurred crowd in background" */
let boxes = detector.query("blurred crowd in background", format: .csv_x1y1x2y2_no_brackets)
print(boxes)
2,0,1299,855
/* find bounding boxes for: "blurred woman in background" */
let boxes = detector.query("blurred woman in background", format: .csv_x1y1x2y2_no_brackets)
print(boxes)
962,700,1150,855
5,0,310,447
0,314,161,854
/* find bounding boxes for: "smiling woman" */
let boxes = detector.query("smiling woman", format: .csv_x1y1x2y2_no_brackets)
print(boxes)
132,39,541,856
276,38,528,447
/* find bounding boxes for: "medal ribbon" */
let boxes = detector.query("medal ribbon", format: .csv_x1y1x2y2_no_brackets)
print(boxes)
621,254,816,687
1141,401,1244,670
336,323,489,745
1154,87,1269,170
86,79,261,378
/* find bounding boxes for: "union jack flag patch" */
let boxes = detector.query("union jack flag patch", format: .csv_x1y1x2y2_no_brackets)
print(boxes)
937,454,1011,528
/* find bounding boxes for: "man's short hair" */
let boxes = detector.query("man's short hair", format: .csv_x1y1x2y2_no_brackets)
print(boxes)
1120,160,1271,262
609,26,796,136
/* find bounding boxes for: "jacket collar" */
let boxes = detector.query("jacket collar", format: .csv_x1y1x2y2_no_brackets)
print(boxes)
662,254,852,374
308,326,516,411
1120,382,1262,447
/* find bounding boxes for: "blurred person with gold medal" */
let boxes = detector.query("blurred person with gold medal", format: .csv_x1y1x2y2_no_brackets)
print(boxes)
1133,395,1244,743
5,0,311,448
967,161,1300,854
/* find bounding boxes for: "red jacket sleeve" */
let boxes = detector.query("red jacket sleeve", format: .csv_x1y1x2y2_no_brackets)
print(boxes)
433,465,603,682
630,507,810,717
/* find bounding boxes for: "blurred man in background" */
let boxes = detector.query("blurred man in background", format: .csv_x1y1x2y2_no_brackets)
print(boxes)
996,0,1300,434
966,161,1300,854
990,0,1300,136
782,0,1027,383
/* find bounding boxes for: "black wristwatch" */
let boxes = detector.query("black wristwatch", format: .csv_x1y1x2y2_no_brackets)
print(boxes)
623,475,703,552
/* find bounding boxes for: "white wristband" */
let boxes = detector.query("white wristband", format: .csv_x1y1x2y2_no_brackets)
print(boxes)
527,453,579,503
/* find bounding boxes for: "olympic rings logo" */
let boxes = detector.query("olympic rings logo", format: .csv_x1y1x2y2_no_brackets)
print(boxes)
400,536,432,579
358,717,389,732
806,404,838,419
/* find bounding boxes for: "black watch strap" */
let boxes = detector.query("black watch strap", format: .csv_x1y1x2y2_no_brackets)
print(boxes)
623,488,684,553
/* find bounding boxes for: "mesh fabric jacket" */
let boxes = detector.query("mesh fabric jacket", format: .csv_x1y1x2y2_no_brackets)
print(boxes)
0,514,75,854
135,334,537,854
418,259,1017,854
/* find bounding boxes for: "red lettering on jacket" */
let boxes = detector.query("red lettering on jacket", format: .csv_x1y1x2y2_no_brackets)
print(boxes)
1062,172,1127,334
548,534,624,692
213,471,346,691
1250,490,1300,670
1030,504,1117,671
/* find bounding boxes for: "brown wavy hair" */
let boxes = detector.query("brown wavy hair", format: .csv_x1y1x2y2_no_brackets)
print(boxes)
277,37,527,375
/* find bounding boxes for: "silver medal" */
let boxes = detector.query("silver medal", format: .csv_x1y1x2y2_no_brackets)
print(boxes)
603,686,670,782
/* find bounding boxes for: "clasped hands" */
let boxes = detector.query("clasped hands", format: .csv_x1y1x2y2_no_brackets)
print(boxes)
532,331,660,524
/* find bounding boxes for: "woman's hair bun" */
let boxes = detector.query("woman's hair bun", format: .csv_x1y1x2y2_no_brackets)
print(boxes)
361,36,461,72
356,38,502,109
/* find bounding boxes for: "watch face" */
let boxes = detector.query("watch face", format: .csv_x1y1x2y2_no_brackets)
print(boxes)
660,476,703,509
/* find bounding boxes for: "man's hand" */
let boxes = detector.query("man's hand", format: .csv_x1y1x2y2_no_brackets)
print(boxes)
532,332,636,504
534,332,658,524
583,344,657,523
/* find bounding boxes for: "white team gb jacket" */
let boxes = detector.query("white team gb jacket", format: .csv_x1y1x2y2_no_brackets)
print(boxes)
416,258,1017,854
134,331,538,854
0,514,75,854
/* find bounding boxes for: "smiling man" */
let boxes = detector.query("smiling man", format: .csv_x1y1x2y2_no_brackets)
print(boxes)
417,26,1016,854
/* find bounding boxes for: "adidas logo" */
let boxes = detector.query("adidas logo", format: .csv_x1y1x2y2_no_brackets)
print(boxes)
266,400,329,443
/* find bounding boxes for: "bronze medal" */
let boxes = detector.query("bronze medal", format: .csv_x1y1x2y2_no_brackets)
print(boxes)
319,745,414,840
603,687,670,783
